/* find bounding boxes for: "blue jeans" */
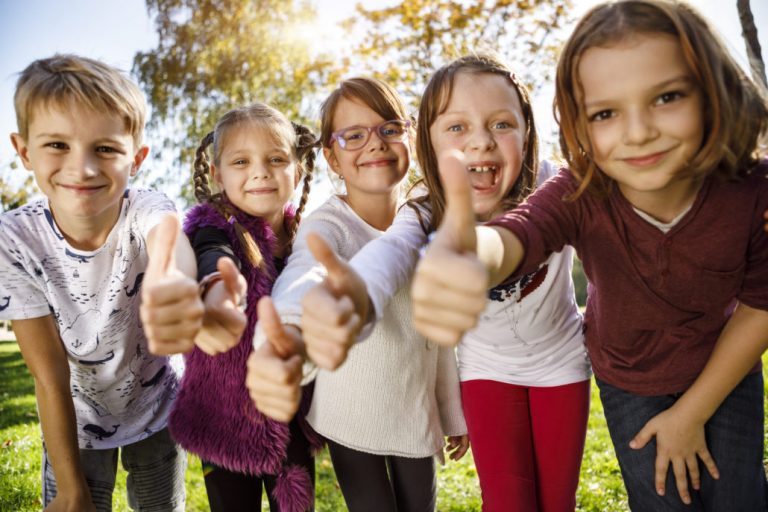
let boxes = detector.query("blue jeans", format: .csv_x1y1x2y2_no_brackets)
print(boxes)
43,428,186,512
597,372,767,511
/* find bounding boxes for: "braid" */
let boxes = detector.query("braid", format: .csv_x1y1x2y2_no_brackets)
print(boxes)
288,122,320,252
193,131,216,204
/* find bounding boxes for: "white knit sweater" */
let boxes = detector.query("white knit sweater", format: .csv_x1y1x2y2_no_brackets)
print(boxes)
254,195,467,458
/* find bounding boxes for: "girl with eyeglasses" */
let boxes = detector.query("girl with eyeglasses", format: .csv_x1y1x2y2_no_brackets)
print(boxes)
246,76,468,511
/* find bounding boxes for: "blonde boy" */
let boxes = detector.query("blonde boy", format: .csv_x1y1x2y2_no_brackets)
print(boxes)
0,55,202,511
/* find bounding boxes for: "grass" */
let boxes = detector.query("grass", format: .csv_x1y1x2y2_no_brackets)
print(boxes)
1,339,766,511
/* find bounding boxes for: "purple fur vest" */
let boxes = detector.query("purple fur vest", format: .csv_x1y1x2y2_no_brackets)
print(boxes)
168,202,321,512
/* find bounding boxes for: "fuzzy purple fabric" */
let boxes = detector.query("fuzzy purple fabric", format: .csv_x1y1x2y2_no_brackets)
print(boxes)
168,202,319,511
272,465,314,512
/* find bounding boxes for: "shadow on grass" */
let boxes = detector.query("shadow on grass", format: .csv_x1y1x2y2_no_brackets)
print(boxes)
0,340,38,430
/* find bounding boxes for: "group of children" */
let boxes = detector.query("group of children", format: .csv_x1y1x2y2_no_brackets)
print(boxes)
0,1,766,511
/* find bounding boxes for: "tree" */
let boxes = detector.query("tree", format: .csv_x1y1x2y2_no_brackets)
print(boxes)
0,162,37,212
133,0,344,203
737,0,766,89
342,0,573,110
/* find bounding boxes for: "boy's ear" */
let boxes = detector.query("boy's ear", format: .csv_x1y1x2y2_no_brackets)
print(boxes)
131,145,150,177
10,133,33,171
323,147,341,176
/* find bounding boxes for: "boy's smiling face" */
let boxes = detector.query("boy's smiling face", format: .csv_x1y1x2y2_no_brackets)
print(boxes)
11,103,148,248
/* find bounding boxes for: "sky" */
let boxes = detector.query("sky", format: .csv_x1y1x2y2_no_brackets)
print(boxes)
0,0,766,196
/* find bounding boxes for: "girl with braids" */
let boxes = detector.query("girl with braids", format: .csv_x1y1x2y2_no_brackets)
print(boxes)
248,77,468,512
168,103,322,512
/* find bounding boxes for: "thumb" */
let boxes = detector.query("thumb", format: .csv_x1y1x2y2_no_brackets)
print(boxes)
437,149,477,254
146,214,179,281
257,296,294,359
307,232,348,293
217,257,245,303
629,423,655,450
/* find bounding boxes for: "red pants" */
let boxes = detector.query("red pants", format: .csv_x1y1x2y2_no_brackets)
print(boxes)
461,379,590,512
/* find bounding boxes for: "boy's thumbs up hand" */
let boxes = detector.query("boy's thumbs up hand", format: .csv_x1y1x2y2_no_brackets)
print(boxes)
194,257,248,355
246,297,304,422
300,233,368,370
140,214,204,355
411,150,489,346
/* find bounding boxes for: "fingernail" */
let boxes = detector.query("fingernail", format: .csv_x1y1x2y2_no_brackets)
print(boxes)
629,441,637,449
657,488,664,496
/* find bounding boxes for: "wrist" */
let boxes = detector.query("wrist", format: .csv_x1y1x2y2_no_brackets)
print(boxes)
199,272,223,299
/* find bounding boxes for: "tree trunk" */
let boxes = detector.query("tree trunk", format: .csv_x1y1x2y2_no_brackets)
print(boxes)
737,0,767,89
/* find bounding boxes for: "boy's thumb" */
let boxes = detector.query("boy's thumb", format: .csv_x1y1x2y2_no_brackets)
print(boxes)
257,296,293,359
438,150,477,254
147,214,179,280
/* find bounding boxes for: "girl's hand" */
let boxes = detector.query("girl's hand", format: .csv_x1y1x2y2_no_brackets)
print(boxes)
141,215,204,355
630,405,719,505
300,233,366,370
195,257,247,355
445,434,470,461
246,297,304,422
411,151,488,346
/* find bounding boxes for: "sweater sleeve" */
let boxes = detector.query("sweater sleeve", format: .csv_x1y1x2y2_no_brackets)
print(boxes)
738,160,768,310
434,345,467,437
487,167,584,278
349,202,430,321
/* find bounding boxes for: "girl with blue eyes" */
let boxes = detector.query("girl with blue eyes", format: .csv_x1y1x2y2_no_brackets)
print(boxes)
412,1,768,510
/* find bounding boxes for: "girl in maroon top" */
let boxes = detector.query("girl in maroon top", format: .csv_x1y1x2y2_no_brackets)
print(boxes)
412,1,768,510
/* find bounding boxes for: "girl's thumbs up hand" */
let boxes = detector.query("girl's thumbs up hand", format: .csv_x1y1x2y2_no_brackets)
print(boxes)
412,150,488,346
300,233,368,370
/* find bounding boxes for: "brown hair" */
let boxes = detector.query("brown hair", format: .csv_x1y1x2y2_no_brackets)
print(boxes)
319,77,411,150
556,0,768,198
413,53,539,232
14,54,146,147
192,104,319,268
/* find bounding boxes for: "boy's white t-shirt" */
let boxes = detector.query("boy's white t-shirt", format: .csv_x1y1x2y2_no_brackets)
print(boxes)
0,189,182,449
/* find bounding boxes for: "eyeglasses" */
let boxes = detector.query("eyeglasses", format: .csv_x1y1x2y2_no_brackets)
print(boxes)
330,119,411,151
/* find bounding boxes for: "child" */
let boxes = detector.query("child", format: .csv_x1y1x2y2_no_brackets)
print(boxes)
166,103,322,512
413,1,768,510
248,77,468,512
0,55,199,511
297,55,591,511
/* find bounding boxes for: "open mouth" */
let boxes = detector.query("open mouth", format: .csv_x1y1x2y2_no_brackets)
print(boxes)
467,164,499,190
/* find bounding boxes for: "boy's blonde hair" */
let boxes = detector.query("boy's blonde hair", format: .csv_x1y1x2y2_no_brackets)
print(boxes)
556,0,768,198
14,54,147,146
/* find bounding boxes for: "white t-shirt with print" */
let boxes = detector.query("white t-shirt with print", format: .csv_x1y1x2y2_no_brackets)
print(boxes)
0,189,182,449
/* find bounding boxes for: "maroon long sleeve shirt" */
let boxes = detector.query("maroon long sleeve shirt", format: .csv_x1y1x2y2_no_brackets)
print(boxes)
488,161,768,395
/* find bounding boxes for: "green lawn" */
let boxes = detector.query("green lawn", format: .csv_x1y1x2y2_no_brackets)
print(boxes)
1,340,766,511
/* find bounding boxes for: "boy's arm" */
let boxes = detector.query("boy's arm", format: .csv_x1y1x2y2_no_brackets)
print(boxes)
630,303,768,505
13,316,96,512
411,152,524,346
141,215,204,355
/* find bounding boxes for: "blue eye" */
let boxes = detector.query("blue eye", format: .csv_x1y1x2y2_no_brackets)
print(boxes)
447,125,463,132
96,146,117,154
493,121,511,130
656,91,684,105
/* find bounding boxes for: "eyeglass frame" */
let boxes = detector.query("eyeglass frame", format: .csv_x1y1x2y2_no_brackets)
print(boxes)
329,119,412,151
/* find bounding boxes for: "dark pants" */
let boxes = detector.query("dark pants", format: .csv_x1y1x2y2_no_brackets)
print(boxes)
597,372,767,511
327,439,436,512
203,419,315,512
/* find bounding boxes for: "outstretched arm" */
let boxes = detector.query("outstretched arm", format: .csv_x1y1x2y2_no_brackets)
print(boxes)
14,316,96,512
630,303,768,504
